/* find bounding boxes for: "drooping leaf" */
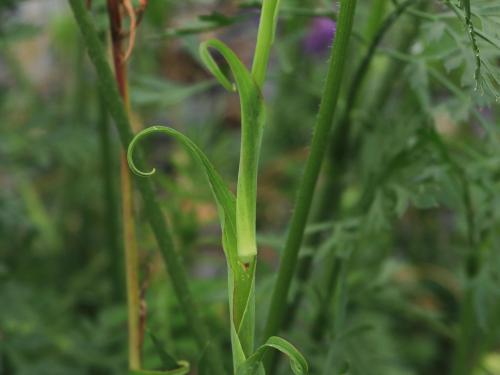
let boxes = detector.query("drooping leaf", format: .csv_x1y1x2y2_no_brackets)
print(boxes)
127,125,239,270
236,336,308,375
199,39,266,263
129,332,189,375
127,125,253,366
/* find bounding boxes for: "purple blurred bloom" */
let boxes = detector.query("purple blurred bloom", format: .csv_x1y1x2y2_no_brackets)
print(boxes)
304,18,337,55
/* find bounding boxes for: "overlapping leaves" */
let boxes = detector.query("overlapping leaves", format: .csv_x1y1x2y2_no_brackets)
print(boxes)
128,39,307,374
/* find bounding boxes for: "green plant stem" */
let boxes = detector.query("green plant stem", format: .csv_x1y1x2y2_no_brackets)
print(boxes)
97,91,122,302
301,1,425,345
267,0,317,154
363,0,388,39
251,0,280,87
262,0,358,367
67,2,226,374
282,0,422,333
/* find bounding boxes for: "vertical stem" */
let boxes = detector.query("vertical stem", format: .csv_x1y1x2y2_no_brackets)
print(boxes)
97,90,122,301
67,2,226,373
105,0,141,370
251,0,280,88
282,0,422,334
121,155,142,370
362,0,388,40
237,0,281,262
263,0,358,365
232,0,281,367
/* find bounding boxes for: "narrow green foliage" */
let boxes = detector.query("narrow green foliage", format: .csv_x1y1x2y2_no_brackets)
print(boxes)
127,2,309,371
264,0,358,349
252,0,281,86
237,336,308,375
127,332,191,375
457,0,481,87
127,125,254,364
66,1,226,374
199,39,266,263
5,0,500,374
128,126,238,268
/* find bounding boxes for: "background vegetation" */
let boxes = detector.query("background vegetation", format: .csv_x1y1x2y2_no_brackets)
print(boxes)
1,0,499,374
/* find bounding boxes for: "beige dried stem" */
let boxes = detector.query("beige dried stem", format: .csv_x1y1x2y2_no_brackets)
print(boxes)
121,0,137,62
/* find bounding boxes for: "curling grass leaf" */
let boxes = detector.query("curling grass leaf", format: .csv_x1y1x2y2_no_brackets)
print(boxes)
236,336,309,375
200,39,266,263
128,38,267,370
127,126,239,270
127,31,306,373
127,125,255,366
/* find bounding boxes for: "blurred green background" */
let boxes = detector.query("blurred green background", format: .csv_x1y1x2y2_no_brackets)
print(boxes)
1,0,499,374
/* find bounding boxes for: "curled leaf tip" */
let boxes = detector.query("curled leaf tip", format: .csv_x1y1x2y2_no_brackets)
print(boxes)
127,127,160,177
199,39,239,92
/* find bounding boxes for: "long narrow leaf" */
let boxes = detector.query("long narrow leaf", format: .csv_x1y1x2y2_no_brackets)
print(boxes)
199,39,266,365
237,336,308,375
200,39,265,263
127,125,239,270
127,124,256,364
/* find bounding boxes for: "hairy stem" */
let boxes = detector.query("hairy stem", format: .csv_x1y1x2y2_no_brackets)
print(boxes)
263,0,358,367
283,0,422,333
67,1,226,373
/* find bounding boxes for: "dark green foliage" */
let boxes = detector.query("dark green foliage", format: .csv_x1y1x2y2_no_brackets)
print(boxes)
1,0,499,374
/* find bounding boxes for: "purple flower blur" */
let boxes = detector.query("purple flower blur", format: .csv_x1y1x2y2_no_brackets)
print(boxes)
304,17,337,55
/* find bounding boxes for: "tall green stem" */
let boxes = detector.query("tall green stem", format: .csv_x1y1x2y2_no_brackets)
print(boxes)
263,0,358,357
97,91,122,302
362,0,388,40
283,0,423,333
233,0,281,364
234,0,281,263
252,0,281,87
67,1,225,374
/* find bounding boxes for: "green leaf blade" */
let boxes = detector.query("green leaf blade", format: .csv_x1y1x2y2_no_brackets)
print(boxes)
199,39,266,263
237,336,309,375
127,125,239,270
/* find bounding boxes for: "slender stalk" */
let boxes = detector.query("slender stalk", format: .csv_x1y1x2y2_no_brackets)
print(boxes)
362,0,388,40
233,0,281,365
283,0,422,332
262,0,358,362
235,0,281,263
97,91,122,302
67,2,226,373
251,0,280,87
105,0,141,369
